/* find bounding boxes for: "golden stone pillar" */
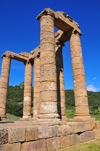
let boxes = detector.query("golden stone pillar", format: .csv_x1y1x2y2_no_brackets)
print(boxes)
0,55,11,120
23,61,33,119
55,42,67,120
37,8,59,119
69,29,91,121
33,56,40,119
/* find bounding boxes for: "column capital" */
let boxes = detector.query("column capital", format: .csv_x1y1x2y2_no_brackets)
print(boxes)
24,60,34,66
34,54,40,60
36,8,55,20
55,41,65,47
67,29,82,38
34,52,40,59
71,29,82,36
1,52,13,59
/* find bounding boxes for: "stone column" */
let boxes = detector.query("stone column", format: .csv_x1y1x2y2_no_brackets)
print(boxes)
37,9,59,119
69,29,91,120
55,42,67,120
23,61,33,119
33,56,40,119
0,55,11,120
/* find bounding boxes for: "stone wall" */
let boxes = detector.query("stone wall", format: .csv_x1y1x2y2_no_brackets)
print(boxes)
0,121,99,151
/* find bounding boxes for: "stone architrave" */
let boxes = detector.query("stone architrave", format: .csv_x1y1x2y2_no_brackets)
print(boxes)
23,61,33,119
0,55,11,120
69,29,91,120
33,56,40,119
55,42,67,120
37,8,59,119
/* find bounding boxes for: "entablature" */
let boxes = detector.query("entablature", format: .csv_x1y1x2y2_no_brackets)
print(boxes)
37,8,82,35
1,51,28,62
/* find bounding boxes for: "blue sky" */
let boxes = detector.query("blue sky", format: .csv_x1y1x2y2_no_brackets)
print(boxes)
0,0,100,92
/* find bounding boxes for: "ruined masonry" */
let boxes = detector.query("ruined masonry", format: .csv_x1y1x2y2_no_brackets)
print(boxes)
0,8,100,151
0,8,91,121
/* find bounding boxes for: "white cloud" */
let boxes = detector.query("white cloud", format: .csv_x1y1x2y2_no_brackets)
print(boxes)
96,88,100,92
92,77,96,80
87,84,96,92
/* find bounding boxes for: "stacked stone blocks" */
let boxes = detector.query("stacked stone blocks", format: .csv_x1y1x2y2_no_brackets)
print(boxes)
0,55,11,120
0,121,97,151
33,56,40,118
38,12,59,119
23,61,33,119
69,30,90,120
55,43,67,120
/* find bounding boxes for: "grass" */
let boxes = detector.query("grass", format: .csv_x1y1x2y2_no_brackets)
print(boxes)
6,108,33,121
91,114,100,121
6,108,100,121
62,139,100,151
66,108,75,119
6,113,21,121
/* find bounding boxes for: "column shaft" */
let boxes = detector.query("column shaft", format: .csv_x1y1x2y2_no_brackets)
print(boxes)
38,13,59,119
23,61,32,119
33,56,40,119
55,43,67,120
69,30,91,120
0,56,11,120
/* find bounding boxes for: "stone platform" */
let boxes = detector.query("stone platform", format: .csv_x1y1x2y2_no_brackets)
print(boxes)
0,120,100,151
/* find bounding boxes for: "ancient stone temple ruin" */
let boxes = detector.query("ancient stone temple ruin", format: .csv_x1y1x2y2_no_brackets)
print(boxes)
0,8,91,121
0,8,100,151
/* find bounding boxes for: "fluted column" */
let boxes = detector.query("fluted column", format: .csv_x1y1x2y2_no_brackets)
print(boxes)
55,42,67,120
37,9,59,119
23,61,33,119
69,29,91,120
0,55,11,120
33,56,40,119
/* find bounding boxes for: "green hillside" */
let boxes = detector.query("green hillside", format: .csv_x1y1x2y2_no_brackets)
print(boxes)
65,89,100,120
65,89,100,108
7,83,100,119
7,82,33,117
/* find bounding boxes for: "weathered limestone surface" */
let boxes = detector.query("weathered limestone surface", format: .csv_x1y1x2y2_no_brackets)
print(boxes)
0,55,11,120
26,127,38,141
0,128,8,147
54,10,81,34
0,143,21,151
21,139,46,151
8,128,25,143
69,29,91,121
47,137,60,151
23,61,33,119
93,121,100,139
1,50,28,62
37,9,59,119
55,42,67,120
33,56,40,119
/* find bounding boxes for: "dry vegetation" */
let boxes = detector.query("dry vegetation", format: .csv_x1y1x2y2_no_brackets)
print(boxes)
61,139,100,151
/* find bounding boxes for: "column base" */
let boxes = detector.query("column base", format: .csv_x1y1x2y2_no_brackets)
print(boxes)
73,114,94,122
20,116,32,121
32,117,38,121
31,118,70,126
61,116,69,121
31,118,61,126
38,113,60,119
